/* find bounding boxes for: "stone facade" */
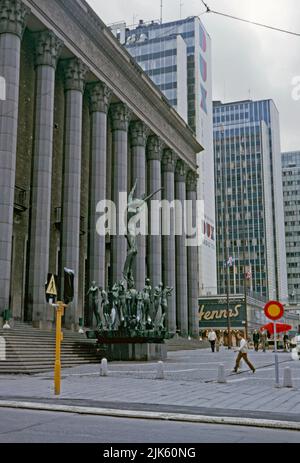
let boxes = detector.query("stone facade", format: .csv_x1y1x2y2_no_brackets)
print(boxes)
0,0,202,336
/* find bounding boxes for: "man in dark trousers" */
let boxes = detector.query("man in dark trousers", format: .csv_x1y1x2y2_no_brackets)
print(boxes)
233,332,256,373
208,329,217,353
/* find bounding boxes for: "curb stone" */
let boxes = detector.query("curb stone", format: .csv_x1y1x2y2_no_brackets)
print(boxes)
0,400,300,432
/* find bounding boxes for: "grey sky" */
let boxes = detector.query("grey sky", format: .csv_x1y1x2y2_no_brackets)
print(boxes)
86,0,300,152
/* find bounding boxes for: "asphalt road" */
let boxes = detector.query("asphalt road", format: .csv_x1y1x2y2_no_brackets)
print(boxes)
1,408,300,443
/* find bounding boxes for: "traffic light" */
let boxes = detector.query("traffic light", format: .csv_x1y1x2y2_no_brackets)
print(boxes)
64,268,74,304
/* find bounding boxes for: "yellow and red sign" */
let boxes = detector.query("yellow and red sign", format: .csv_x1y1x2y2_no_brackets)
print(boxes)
264,301,284,322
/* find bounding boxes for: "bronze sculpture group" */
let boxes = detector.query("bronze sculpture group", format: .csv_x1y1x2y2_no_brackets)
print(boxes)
86,181,173,340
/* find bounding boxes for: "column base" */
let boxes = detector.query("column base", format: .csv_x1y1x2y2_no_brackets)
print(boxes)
32,320,53,331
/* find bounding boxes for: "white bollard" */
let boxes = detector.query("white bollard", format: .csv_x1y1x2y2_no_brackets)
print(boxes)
283,367,293,388
156,361,165,380
100,358,108,377
217,364,227,384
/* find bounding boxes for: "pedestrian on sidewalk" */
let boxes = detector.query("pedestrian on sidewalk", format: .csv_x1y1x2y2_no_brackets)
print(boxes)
253,330,260,351
208,329,217,353
260,329,268,352
233,332,256,373
283,333,289,352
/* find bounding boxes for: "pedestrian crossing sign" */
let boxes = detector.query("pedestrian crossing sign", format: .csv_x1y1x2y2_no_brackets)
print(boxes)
45,274,58,302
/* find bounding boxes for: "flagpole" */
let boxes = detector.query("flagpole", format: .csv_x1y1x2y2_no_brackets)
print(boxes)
221,125,232,349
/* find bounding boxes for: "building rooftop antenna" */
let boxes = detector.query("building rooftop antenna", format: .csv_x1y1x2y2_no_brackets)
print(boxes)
160,0,163,24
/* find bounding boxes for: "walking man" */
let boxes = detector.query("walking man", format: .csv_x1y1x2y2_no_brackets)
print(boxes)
208,329,217,353
233,332,256,373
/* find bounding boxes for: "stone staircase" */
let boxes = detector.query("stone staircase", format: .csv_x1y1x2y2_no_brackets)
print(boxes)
0,322,104,375
165,336,210,352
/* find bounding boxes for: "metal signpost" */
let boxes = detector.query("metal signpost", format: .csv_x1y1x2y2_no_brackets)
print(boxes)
264,301,285,388
45,271,74,396
54,301,67,396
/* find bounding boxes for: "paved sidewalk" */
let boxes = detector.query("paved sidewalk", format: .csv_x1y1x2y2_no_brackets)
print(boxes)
1,348,300,422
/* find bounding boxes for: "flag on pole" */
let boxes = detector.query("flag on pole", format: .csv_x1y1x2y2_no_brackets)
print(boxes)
225,256,234,268
245,266,252,281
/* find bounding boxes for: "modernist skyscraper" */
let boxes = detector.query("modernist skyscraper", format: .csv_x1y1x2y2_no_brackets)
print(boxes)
111,17,217,295
213,99,288,302
282,151,300,303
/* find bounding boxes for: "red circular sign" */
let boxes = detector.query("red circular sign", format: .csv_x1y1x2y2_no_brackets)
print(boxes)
264,301,284,321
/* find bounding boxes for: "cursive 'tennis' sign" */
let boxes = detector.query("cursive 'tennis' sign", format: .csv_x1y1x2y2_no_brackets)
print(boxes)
198,297,246,329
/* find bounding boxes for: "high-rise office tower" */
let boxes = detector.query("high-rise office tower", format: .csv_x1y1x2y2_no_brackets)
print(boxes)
213,99,288,301
282,151,300,303
111,17,217,295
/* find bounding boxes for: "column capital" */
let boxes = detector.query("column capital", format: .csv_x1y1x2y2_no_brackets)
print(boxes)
186,170,198,192
34,30,63,69
110,102,132,132
162,149,177,173
88,81,112,114
130,121,149,148
63,58,88,93
0,0,29,38
175,159,188,183
147,135,164,162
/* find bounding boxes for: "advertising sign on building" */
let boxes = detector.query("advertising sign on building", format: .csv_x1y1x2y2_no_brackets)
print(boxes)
198,296,246,329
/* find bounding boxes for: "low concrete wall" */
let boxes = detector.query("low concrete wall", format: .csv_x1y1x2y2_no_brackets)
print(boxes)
105,343,167,361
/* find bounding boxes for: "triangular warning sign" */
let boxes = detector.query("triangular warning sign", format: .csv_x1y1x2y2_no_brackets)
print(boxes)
46,275,57,296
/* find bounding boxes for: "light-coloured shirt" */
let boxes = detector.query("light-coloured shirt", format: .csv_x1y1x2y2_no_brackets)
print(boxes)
239,338,248,353
208,331,217,342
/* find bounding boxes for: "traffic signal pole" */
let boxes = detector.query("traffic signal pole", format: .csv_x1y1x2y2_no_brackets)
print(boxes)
54,301,67,396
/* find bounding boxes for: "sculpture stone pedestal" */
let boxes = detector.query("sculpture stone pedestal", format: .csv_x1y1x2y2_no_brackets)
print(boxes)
104,342,167,361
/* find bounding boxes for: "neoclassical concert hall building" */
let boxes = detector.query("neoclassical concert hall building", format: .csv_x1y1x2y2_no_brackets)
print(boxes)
0,0,202,336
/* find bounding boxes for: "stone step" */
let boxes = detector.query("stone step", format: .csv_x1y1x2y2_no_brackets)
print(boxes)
0,322,102,374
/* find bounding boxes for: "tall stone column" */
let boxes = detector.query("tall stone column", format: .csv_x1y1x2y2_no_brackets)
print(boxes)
88,82,111,298
130,121,149,290
28,30,62,328
187,170,199,338
0,0,29,313
61,58,87,329
110,102,132,284
147,135,163,289
162,149,177,335
175,160,188,337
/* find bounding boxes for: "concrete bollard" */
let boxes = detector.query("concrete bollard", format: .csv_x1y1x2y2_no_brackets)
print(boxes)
156,361,165,380
217,364,227,384
283,367,293,388
100,358,108,377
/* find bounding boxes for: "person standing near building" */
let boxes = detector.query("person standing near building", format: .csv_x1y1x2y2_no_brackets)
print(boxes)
208,329,217,353
283,332,289,352
253,330,260,351
233,332,256,373
260,329,268,352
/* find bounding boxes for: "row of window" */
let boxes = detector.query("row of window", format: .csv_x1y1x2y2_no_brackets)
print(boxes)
214,113,249,124
284,191,300,196
284,201,300,206
283,171,300,177
286,231,300,237
285,211,300,217
283,180,300,186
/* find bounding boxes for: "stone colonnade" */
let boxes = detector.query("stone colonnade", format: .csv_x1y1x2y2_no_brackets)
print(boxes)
0,0,199,337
